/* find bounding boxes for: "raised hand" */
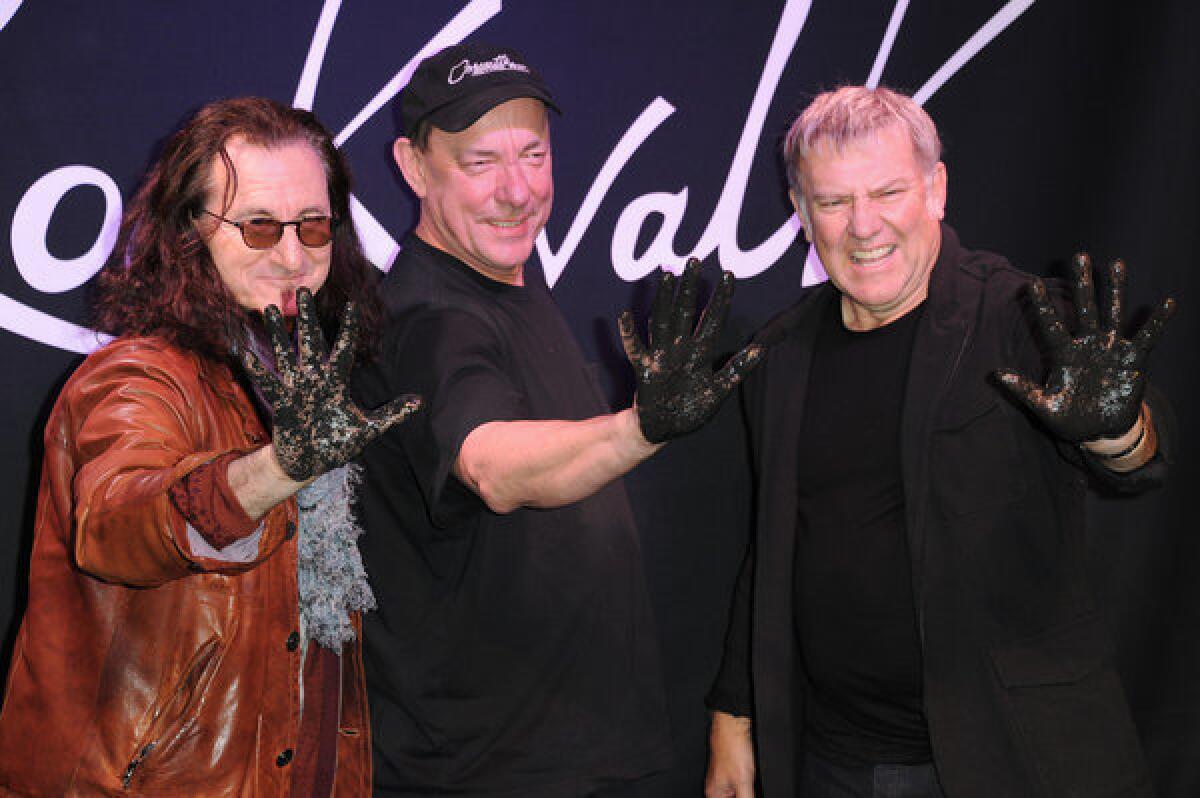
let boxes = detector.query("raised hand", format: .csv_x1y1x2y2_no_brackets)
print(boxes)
619,258,763,444
241,288,422,482
994,254,1175,442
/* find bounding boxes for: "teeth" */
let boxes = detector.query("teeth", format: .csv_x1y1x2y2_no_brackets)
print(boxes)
851,245,894,263
492,220,521,228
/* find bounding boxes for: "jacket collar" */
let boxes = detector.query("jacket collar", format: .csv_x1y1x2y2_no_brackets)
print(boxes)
923,223,979,331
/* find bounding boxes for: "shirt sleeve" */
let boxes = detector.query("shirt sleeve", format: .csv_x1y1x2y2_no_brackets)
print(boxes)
375,307,526,528
168,450,263,551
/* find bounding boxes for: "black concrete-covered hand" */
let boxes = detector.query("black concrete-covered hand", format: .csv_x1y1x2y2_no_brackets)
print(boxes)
241,288,422,481
994,254,1175,442
619,258,763,444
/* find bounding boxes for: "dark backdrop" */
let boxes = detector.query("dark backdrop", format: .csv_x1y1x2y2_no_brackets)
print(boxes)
1,1,1196,794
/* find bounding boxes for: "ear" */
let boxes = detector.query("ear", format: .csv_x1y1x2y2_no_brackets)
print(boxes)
789,189,811,242
926,161,947,220
394,137,427,199
192,209,219,241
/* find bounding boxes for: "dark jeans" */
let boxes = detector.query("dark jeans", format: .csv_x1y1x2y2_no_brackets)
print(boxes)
800,751,947,798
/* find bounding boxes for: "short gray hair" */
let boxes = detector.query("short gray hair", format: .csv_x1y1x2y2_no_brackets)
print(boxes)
783,86,942,199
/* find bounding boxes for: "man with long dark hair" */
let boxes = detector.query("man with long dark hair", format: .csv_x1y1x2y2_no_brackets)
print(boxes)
0,97,418,796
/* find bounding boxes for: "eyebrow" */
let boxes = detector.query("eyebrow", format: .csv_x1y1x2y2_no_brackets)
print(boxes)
811,177,910,199
810,190,850,201
459,138,549,159
234,205,330,218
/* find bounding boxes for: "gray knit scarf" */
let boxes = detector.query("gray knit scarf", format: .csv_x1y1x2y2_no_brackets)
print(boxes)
241,329,376,652
295,463,376,650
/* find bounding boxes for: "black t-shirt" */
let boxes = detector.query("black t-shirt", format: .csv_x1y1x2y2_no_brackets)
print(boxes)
353,235,672,796
793,297,932,766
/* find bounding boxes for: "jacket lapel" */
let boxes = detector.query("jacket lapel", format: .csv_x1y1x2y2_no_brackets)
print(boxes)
750,282,833,798
901,225,979,611
754,284,835,503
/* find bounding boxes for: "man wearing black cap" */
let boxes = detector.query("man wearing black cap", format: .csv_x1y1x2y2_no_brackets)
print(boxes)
354,43,760,796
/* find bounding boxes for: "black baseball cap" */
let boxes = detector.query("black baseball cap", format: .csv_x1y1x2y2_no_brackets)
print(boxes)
399,43,560,136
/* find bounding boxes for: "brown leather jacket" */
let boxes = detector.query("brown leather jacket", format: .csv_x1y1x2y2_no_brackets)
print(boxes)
0,337,371,796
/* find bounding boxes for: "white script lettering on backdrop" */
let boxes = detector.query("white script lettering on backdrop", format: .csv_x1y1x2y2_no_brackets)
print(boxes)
2,0,1033,354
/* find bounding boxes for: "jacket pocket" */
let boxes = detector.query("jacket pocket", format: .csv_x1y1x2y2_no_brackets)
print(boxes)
990,614,1151,797
930,398,1026,518
122,635,223,791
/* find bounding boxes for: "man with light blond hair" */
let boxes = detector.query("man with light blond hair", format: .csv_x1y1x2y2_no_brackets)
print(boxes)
705,85,1175,797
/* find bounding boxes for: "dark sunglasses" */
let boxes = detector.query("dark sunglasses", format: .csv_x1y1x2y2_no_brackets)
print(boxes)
201,209,336,250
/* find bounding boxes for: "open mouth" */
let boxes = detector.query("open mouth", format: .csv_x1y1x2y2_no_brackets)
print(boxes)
487,212,539,233
850,244,896,265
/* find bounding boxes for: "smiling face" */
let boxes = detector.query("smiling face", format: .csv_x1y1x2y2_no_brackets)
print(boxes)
793,123,947,331
395,97,553,285
201,136,333,315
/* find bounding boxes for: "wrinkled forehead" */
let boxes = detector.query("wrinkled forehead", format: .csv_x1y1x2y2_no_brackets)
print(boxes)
432,97,551,151
205,135,329,207
797,127,938,193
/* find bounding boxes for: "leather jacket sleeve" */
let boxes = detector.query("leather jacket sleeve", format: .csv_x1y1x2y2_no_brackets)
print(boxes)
60,339,293,586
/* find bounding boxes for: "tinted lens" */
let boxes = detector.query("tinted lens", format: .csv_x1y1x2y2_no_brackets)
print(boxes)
241,219,285,249
296,217,334,247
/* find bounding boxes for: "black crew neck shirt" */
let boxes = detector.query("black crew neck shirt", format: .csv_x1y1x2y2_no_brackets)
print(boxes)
353,235,672,796
794,296,932,766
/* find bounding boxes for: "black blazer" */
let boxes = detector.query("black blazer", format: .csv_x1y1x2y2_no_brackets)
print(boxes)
709,226,1171,797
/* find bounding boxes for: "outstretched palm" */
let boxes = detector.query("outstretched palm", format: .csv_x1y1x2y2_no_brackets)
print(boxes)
620,258,763,444
241,288,422,481
994,254,1174,442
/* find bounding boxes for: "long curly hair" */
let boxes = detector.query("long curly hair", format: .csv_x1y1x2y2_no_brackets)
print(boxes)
92,97,381,361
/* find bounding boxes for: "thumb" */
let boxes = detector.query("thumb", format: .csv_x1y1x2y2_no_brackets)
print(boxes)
368,394,423,435
993,368,1053,423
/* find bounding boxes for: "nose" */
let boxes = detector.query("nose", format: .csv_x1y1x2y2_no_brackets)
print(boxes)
848,197,882,240
495,161,531,208
274,225,307,273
